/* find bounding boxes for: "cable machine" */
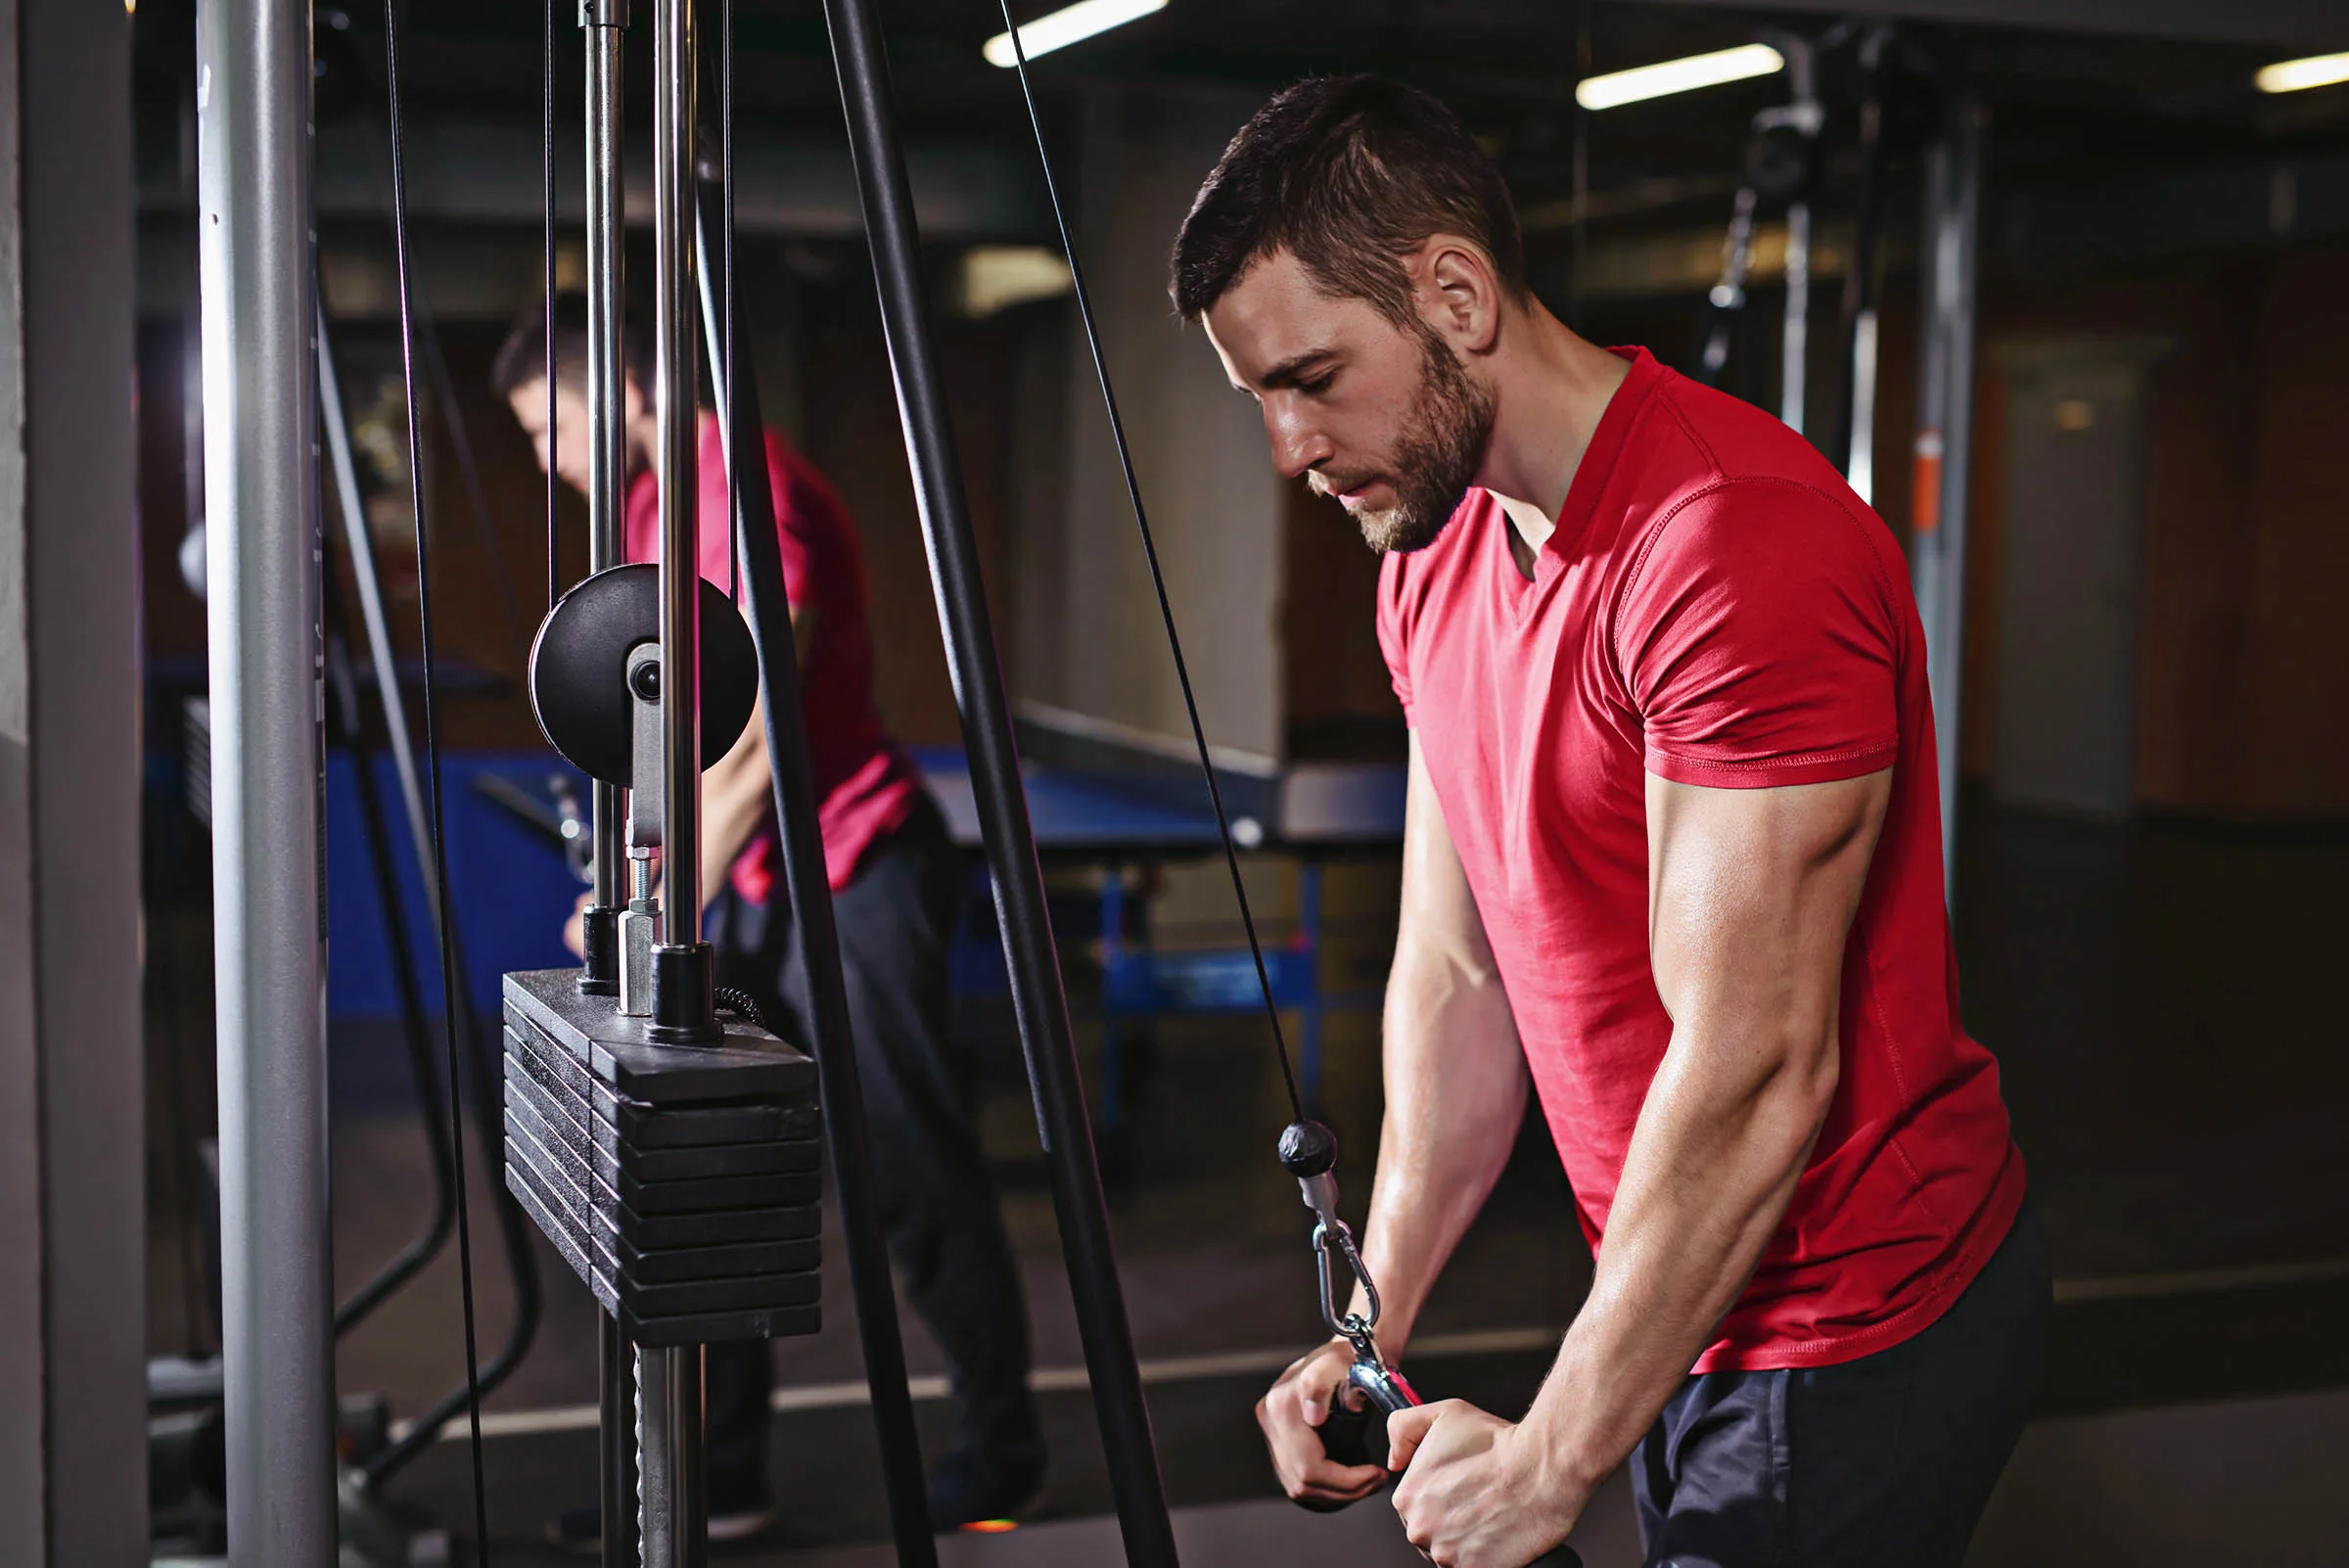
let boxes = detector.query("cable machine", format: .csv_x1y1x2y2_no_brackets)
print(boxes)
198,0,1595,1560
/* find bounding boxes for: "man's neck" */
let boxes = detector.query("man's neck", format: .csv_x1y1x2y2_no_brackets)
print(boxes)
1476,306,1630,573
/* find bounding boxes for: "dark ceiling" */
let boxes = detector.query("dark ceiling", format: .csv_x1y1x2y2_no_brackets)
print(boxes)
131,0,2349,265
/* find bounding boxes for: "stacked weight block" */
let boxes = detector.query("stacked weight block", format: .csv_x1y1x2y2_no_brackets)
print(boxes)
501,969,824,1347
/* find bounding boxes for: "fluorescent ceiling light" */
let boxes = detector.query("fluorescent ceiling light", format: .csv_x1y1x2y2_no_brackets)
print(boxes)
1576,44,1785,112
957,247,1075,318
985,0,1168,68
2255,51,2349,95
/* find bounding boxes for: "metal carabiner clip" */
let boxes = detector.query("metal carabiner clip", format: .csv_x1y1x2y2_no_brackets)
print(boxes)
1281,1121,1418,1405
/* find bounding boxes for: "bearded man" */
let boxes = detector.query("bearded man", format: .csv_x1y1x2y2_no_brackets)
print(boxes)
1173,77,2045,1568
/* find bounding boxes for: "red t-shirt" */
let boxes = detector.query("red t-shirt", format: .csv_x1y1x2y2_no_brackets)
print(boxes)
624,416,921,897
1377,347,2023,1372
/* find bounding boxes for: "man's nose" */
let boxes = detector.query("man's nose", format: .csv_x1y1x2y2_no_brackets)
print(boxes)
1266,405,1333,483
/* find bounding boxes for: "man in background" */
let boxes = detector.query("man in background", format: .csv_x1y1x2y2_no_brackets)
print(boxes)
495,297,1045,1544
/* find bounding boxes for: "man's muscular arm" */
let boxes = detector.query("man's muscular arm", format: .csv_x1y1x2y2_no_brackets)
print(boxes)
1258,734,1528,1505
695,606,819,909
1388,766,1889,1566
1359,735,1530,1354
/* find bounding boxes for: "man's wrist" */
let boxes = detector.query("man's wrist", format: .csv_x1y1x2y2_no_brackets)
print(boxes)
1515,1329,1615,1499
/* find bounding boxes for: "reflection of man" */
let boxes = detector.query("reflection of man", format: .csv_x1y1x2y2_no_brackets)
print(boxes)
494,298,1045,1544
1177,80,2044,1567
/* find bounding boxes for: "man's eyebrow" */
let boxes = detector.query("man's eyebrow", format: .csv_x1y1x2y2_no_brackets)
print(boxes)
1256,347,1337,391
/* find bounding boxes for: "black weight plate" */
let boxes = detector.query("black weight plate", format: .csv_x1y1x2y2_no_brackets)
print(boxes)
506,1165,823,1345
619,1202,820,1251
506,1023,818,1148
505,1100,818,1219
503,1110,821,1258
504,1094,820,1215
504,1061,820,1183
622,1301,823,1349
506,1165,820,1317
617,1091,821,1150
528,563,760,786
505,1154,821,1286
504,970,818,1103
505,1028,822,1173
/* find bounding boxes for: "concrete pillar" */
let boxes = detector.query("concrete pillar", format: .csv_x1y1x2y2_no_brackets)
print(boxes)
0,0,148,1559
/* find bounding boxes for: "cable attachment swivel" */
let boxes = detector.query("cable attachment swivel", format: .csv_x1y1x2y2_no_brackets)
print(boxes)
1278,1120,1420,1419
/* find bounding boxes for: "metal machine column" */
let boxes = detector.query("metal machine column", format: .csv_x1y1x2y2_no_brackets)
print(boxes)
197,0,336,1556
1775,33,1820,436
817,3,1180,1562
696,180,942,1565
1908,99,1986,892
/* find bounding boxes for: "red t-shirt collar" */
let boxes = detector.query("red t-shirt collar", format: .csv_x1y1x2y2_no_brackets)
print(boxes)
1532,346,1663,576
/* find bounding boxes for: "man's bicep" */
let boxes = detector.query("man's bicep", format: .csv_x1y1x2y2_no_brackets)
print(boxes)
1643,769,1890,1042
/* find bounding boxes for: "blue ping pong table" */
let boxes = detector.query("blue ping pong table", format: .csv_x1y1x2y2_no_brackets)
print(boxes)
913,746,1406,1129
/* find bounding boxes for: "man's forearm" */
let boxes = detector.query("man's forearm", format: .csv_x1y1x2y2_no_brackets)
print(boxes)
1520,1018,1834,1490
696,761,770,911
1354,952,1529,1356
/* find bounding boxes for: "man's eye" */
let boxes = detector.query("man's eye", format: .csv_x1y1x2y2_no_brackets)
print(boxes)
1300,372,1335,394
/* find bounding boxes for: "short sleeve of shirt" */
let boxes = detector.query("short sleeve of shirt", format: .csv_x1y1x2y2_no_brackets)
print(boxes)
1614,478,1900,788
691,421,821,611
1374,551,1417,721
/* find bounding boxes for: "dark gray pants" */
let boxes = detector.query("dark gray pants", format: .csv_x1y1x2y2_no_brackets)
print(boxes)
1633,1205,2048,1568
702,796,1039,1503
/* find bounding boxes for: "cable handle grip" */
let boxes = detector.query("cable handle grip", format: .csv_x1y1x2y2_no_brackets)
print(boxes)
1281,1122,1583,1567
1317,1366,1584,1568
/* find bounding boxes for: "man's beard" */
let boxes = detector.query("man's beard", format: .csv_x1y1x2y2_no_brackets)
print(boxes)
1322,331,1495,555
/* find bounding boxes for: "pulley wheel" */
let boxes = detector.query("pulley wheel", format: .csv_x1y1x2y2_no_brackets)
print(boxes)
529,563,759,786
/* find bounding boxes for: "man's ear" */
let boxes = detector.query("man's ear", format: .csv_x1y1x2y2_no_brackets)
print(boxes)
1416,236,1502,357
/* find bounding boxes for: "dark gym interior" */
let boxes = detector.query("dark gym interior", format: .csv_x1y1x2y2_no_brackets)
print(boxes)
3,0,2346,1564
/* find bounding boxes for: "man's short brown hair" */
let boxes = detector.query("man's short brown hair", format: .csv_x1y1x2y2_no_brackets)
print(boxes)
490,291,654,402
1170,75,1527,327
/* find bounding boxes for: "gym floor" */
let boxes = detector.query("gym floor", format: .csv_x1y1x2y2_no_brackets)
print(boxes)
153,794,2349,1562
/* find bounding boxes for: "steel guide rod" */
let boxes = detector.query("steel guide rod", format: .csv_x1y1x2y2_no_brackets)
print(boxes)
648,0,711,1548
814,2,1179,1560
579,3,641,1557
653,0,702,949
196,0,337,1552
580,0,629,995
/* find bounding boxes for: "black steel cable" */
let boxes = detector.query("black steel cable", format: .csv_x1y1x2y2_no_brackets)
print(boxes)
995,7,1303,1123
322,573,458,1336
545,0,560,613
381,0,493,1555
414,312,532,670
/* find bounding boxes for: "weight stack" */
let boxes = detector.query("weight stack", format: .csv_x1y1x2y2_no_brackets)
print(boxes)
501,969,824,1347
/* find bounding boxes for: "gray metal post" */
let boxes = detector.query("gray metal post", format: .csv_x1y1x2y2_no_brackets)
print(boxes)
1781,200,1811,433
1909,99,1986,894
1,0,146,1557
199,0,337,1559
1773,33,1819,437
